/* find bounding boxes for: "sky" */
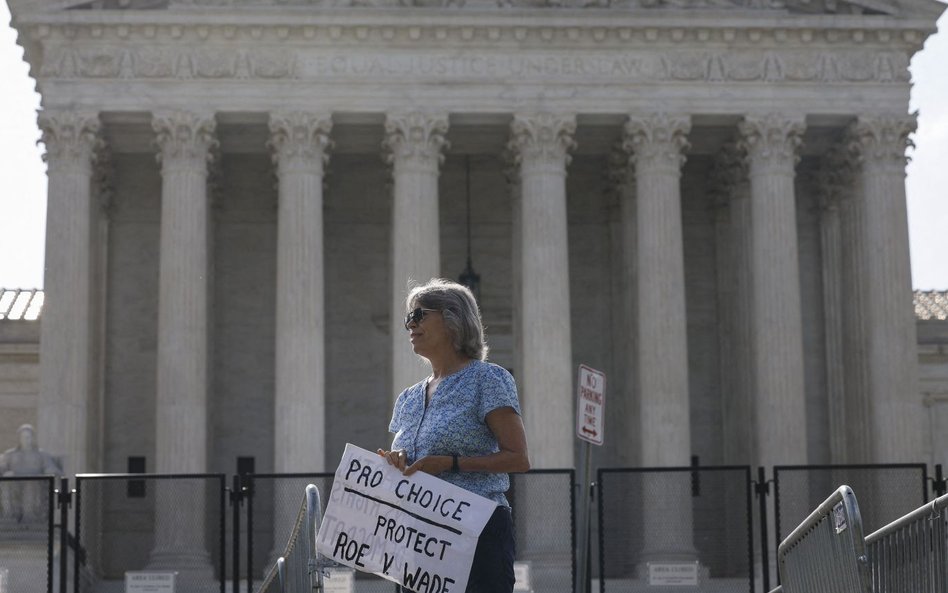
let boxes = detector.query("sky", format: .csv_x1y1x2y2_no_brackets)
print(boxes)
1,4,946,290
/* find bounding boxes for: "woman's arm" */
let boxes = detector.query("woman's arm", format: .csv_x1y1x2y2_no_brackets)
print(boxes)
403,406,531,476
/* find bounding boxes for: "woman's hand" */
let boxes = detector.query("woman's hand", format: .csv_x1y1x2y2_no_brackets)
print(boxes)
376,448,409,472
403,455,452,477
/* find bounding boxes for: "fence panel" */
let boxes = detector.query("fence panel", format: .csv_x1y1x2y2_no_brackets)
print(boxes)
865,492,948,593
508,469,576,593
773,464,928,554
598,466,753,593
74,474,226,593
0,476,55,593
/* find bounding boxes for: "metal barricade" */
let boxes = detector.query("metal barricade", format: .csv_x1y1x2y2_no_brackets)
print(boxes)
74,473,226,593
0,476,55,593
256,484,324,593
597,466,754,593
864,492,948,593
773,464,928,553
772,485,870,593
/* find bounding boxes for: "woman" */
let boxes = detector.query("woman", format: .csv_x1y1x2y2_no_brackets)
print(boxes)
378,278,530,593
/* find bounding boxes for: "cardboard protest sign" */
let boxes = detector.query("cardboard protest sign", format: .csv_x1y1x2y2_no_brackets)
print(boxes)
316,444,497,593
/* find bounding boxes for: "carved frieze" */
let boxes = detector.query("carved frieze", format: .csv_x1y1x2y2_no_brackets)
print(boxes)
35,41,910,85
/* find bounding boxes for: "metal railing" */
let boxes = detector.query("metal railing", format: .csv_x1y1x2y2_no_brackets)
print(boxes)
0,476,55,593
771,485,870,593
597,466,754,593
74,473,227,593
864,492,948,593
256,484,325,593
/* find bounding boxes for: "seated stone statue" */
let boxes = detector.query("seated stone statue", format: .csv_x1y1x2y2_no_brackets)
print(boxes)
0,424,62,523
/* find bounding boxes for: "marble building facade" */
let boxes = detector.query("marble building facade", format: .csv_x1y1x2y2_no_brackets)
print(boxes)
3,0,947,485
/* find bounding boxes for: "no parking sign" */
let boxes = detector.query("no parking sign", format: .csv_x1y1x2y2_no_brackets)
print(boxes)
576,365,606,446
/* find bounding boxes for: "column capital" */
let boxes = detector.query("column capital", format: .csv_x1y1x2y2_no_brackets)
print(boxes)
846,114,916,171
708,140,748,207
382,111,449,172
152,111,218,168
507,112,577,168
737,113,805,169
37,110,102,165
816,143,859,211
268,111,334,173
622,113,691,170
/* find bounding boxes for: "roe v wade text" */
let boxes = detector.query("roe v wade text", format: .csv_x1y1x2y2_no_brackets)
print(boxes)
316,444,496,593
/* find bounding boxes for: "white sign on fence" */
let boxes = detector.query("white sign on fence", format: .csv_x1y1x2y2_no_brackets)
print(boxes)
125,572,176,593
647,562,699,586
316,444,496,593
576,365,606,445
323,567,356,593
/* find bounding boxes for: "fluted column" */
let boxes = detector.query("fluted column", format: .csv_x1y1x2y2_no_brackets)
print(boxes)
149,111,217,579
268,112,332,473
623,113,692,468
383,112,449,396
816,146,855,463
503,156,524,384
36,111,101,477
738,114,807,467
711,142,754,466
608,148,638,468
624,113,696,564
507,113,576,470
847,115,923,463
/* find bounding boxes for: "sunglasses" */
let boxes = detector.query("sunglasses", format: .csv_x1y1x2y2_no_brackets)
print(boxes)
404,307,438,330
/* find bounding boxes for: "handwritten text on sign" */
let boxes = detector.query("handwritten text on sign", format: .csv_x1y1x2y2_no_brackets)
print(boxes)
316,444,496,593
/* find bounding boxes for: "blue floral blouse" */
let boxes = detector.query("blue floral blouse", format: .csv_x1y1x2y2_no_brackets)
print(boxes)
389,359,522,507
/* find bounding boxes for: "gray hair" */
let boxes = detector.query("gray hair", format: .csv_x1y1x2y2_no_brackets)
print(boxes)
406,278,488,361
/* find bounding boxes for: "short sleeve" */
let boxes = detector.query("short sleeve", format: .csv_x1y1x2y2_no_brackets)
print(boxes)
477,363,522,421
389,386,410,434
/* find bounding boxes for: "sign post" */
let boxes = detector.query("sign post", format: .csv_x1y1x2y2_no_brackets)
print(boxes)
575,365,605,593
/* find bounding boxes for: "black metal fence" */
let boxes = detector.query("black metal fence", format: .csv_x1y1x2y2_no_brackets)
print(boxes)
509,469,576,593
597,466,754,593
73,473,226,593
5,463,945,593
0,476,55,593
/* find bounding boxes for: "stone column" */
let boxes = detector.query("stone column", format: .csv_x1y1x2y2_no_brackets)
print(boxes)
503,156,524,384
148,111,217,580
36,111,101,477
623,113,697,563
383,113,449,397
710,142,754,466
607,148,638,468
847,115,924,463
268,112,332,473
738,114,808,467
37,111,101,475
507,112,576,470
622,113,691,468
816,146,854,463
